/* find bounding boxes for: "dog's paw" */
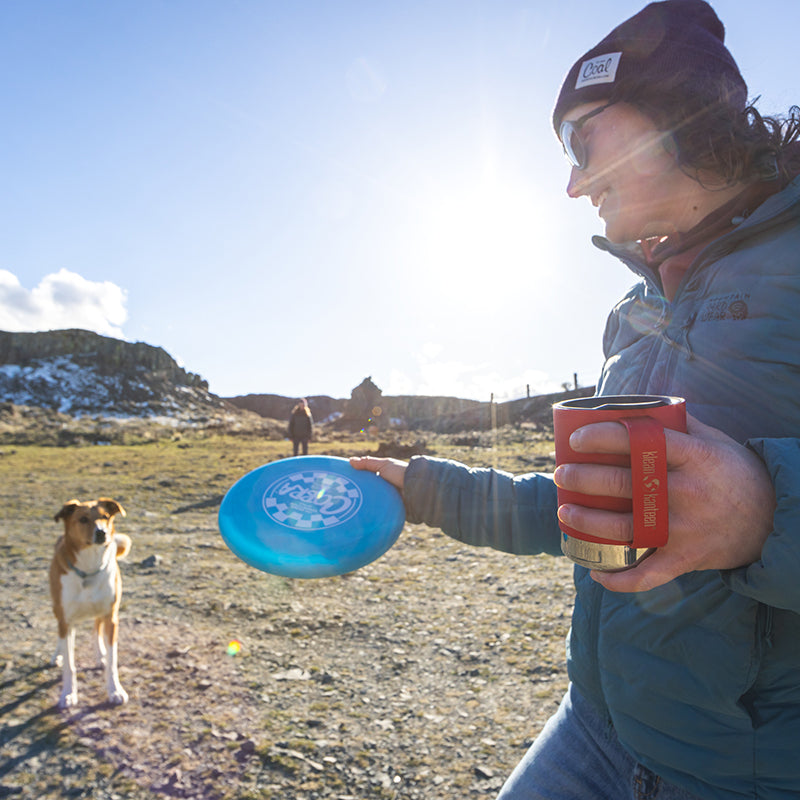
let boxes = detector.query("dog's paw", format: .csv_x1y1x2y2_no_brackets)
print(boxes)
52,654,64,668
58,690,78,709
108,686,129,705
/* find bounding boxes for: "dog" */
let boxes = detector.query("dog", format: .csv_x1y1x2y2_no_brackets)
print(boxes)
50,498,131,709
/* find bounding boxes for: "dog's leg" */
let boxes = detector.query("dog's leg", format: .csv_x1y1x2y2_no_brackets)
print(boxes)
58,627,79,709
94,618,108,669
50,558,66,668
101,613,128,705
52,637,65,668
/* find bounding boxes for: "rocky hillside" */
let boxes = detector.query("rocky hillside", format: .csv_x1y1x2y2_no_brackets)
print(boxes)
0,329,234,419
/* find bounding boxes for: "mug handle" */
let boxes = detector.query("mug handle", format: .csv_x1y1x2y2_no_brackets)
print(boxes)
620,416,669,548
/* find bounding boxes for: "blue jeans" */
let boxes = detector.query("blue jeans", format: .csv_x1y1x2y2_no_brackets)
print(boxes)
496,684,702,800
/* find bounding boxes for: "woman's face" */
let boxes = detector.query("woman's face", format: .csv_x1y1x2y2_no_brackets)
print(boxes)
562,101,690,242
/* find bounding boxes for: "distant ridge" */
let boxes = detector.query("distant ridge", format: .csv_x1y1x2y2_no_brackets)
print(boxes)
225,391,485,427
226,393,345,423
229,386,596,433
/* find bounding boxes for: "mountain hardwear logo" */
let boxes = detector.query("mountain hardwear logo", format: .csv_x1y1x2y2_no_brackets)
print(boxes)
699,293,750,322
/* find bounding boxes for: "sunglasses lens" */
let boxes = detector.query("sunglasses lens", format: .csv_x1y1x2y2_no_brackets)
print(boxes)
560,122,585,169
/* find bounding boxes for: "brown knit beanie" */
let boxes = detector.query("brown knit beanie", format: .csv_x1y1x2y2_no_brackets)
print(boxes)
552,0,747,133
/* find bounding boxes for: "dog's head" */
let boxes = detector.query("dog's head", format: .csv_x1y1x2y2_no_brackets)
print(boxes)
55,498,126,549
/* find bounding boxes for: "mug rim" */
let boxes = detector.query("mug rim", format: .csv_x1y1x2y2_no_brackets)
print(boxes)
553,394,684,411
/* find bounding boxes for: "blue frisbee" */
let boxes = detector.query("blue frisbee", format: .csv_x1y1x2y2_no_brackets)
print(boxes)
218,455,405,578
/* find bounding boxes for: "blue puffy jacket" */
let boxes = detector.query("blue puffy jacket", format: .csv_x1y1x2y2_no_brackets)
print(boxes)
403,175,800,799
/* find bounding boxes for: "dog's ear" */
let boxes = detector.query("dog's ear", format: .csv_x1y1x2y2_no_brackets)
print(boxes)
98,498,126,518
55,500,82,523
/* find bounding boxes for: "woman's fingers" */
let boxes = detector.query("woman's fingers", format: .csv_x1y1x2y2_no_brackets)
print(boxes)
557,503,634,543
590,546,694,592
567,420,632,454
554,462,632,499
349,456,408,490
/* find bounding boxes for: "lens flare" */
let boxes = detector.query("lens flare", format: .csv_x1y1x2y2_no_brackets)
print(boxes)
226,639,242,656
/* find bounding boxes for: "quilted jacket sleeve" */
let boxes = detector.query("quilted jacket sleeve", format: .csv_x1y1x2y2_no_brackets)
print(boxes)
721,438,800,613
402,455,563,556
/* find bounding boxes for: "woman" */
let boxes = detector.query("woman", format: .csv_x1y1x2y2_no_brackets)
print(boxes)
353,1,800,798
288,398,313,456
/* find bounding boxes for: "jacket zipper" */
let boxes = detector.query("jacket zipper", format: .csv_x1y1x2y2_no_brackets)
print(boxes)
760,604,774,650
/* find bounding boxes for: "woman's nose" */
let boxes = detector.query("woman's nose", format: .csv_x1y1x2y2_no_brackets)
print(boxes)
566,166,590,198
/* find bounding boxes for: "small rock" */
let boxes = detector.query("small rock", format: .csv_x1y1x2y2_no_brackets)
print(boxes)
272,667,311,681
235,739,256,762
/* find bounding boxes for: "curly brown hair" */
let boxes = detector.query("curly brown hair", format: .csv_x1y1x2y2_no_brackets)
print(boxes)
676,103,799,186
632,75,800,187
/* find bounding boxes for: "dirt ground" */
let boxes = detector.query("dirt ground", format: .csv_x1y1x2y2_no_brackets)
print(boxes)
0,431,574,800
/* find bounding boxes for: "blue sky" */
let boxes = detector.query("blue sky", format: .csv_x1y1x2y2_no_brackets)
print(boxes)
0,1,795,401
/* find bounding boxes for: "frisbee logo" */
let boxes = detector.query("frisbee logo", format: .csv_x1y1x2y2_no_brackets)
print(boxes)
262,469,363,530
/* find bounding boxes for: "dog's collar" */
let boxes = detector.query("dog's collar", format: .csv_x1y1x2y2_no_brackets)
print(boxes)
68,549,112,581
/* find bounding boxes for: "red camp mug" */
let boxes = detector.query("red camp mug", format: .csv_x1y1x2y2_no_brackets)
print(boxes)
553,395,687,571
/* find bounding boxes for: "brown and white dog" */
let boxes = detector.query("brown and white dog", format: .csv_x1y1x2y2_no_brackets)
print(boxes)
50,498,131,709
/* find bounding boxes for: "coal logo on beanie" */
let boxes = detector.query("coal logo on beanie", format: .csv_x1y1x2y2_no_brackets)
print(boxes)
575,52,622,89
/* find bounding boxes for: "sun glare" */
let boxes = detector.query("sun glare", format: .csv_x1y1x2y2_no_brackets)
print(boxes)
417,178,545,303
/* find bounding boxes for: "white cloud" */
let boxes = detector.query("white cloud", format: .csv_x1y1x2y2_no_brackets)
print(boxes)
0,269,128,338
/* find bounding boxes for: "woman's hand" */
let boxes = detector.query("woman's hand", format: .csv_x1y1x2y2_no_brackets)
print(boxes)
350,456,408,491
553,414,776,592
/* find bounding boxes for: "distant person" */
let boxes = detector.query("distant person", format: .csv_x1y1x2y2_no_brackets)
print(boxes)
288,399,313,456
353,1,800,798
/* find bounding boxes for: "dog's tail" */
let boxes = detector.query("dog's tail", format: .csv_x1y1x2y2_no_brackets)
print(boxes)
114,534,132,560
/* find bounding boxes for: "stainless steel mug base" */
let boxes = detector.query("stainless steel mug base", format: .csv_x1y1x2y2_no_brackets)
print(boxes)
561,535,655,571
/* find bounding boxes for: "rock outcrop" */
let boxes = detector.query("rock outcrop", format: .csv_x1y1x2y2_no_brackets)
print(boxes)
0,329,228,418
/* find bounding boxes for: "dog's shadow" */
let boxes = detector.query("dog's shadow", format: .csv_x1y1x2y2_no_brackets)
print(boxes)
0,662,112,781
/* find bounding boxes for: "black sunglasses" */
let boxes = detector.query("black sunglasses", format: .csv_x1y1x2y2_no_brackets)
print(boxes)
559,102,615,170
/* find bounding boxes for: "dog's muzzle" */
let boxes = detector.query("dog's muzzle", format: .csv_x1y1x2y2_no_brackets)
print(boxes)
93,528,109,545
